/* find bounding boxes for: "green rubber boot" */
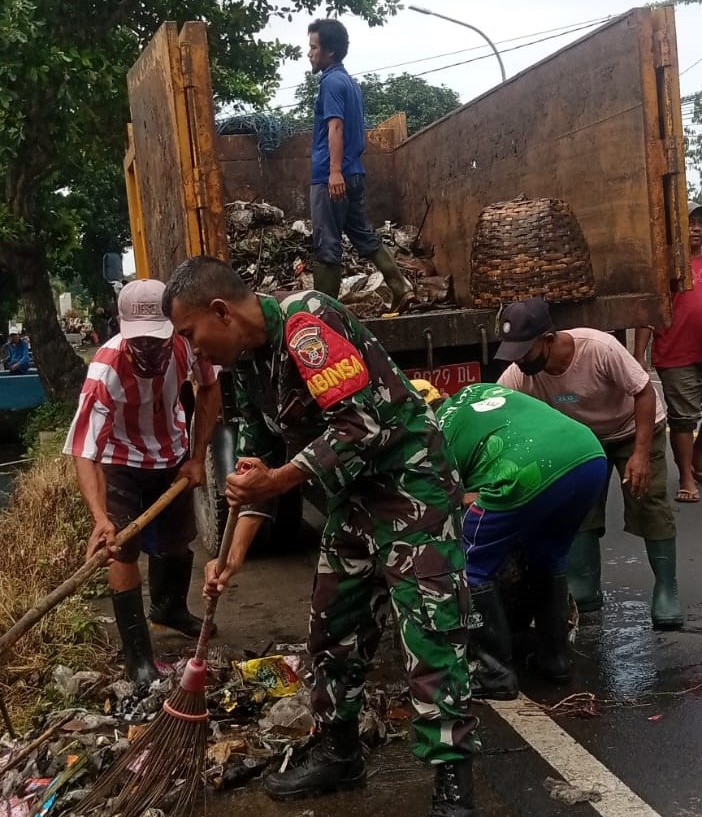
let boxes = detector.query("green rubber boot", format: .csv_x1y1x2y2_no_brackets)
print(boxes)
312,261,343,298
369,246,416,313
645,538,684,630
566,531,603,613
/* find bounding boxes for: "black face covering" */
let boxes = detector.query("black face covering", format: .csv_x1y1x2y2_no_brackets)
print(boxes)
127,336,173,378
517,352,549,376
517,338,551,376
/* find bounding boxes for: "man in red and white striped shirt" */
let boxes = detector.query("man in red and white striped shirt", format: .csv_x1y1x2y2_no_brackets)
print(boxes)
64,279,220,684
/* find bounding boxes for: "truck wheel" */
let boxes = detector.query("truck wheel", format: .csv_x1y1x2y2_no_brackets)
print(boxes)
193,445,229,556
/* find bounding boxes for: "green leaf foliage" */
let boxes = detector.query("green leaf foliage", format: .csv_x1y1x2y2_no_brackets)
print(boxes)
0,0,399,398
285,70,461,134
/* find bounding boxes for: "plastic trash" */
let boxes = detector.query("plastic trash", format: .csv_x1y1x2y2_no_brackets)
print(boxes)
258,691,314,733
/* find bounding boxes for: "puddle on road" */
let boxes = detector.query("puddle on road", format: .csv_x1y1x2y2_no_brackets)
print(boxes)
576,592,702,700
596,599,657,698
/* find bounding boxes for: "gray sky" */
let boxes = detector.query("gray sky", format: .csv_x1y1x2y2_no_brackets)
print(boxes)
265,1,701,114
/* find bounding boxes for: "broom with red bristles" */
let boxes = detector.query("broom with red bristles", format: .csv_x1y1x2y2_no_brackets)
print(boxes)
77,489,244,817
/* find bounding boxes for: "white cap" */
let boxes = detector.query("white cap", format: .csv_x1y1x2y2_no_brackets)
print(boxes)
117,279,173,340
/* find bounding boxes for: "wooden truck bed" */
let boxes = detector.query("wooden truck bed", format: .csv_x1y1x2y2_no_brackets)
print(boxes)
124,5,689,354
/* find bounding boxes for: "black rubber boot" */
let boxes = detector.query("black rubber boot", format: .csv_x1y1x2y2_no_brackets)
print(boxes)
263,720,366,800
370,246,416,313
312,261,343,298
530,573,571,684
469,583,519,701
112,587,158,686
429,756,476,817
148,551,213,639
645,538,684,630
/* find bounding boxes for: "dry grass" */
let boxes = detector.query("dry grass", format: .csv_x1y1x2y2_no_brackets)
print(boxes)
0,455,113,732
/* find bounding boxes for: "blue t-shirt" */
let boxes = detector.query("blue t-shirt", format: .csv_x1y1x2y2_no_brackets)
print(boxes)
311,63,366,184
6,339,30,373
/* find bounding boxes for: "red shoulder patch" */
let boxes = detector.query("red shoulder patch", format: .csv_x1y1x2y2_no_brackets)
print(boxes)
285,313,369,409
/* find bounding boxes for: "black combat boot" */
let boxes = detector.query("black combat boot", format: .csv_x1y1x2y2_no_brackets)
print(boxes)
430,756,476,817
530,572,571,684
112,587,158,686
263,720,366,800
469,583,519,700
148,551,213,639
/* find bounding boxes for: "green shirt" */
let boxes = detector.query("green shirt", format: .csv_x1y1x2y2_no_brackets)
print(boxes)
436,384,604,511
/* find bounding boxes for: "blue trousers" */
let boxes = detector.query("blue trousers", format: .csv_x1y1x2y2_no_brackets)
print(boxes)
462,457,608,587
310,174,382,265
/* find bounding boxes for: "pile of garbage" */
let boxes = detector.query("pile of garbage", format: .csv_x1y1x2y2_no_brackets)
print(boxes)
226,201,456,318
0,645,413,816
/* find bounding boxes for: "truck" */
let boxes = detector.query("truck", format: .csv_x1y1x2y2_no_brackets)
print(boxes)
123,5,690,552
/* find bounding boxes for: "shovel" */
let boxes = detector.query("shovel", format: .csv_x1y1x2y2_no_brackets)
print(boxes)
0,476,190,658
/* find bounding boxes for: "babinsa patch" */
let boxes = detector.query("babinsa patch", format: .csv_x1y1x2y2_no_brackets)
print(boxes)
288,324,328,369
285,313,369,409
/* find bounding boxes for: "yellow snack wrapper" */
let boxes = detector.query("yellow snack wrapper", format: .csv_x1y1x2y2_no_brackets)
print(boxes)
236,655,302,698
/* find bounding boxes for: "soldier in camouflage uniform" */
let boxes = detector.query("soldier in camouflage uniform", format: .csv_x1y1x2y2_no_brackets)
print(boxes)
163,256,479,817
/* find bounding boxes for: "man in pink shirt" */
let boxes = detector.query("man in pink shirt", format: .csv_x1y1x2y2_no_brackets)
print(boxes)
496,298,683,630
634,201,702,503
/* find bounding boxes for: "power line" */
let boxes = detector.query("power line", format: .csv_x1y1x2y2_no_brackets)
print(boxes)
273,15,611,95
274,18,610,108
681,56,702,77
407,21,613,79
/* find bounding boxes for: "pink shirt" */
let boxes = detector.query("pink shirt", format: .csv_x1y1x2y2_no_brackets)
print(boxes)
64,335,216,468
497,328,665,442
652,255,702,368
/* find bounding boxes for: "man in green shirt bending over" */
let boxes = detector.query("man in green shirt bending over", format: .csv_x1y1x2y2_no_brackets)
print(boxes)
413,381,607,700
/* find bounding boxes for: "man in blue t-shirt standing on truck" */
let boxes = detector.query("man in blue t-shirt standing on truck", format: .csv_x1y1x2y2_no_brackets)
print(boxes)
307,18,415,313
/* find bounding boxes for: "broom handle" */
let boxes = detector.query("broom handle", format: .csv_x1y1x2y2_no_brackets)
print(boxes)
193,505,239,664
0,476,190,658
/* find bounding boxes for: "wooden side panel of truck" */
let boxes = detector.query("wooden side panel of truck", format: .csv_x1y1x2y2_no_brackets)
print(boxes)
125,21,228,280
392,4,688,328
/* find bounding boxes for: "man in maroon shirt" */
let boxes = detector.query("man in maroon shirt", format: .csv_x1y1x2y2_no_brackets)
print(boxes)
635,201,702,502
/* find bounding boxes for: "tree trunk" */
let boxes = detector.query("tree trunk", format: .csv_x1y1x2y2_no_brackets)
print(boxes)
5,241,87,403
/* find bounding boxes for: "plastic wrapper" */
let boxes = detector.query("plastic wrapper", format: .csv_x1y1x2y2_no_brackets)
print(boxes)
236,656,301,698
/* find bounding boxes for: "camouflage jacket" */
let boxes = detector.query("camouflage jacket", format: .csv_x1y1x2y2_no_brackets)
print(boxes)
234,291,463,542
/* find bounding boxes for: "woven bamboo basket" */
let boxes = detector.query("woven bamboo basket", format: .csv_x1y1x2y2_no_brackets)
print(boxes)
470,195,595,308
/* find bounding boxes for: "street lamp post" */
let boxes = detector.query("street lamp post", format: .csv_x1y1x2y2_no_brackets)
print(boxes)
407,5,507,83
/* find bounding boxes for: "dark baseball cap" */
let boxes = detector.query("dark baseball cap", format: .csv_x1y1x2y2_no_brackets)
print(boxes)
690,200,702,217
494,298,555,361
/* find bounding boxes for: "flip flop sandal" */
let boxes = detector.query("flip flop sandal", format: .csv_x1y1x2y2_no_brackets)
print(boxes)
675,488,700,503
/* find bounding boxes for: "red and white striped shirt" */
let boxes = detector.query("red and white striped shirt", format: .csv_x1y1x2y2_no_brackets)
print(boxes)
64,334,216,469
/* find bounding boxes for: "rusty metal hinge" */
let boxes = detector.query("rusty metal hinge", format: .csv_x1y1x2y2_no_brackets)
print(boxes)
180,41,195,89
191,164,208,210
653,30,672,69
663,138,683,175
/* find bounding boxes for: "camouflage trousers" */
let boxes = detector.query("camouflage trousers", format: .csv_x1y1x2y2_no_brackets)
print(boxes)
308,503,481,764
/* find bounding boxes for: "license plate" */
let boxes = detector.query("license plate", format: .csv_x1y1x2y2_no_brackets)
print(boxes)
402,362,481,395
